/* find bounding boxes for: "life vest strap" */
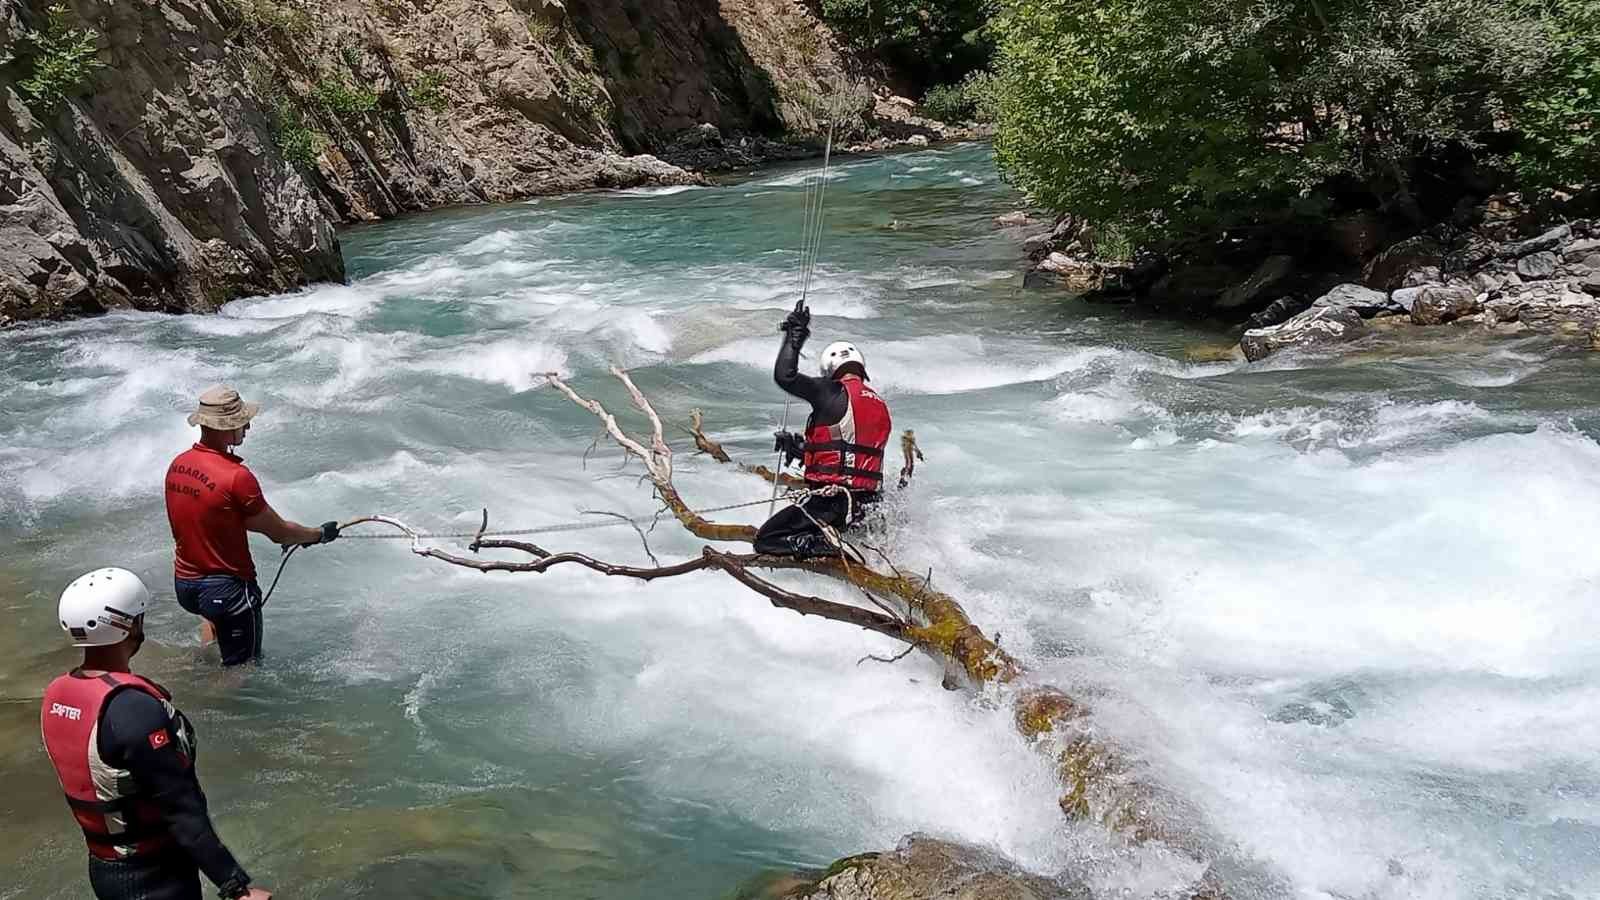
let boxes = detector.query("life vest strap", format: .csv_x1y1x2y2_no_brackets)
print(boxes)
66,794,139,814
806,465,884,482
804,439,884,458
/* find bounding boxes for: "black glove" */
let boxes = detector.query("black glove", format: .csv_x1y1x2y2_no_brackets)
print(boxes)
773,430,805,466
303,521,339,547
779,305,811,341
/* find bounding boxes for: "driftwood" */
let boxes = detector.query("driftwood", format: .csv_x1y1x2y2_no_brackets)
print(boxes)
351,367,1246,897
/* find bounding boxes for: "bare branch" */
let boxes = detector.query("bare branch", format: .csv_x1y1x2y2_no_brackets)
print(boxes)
686,408,804,487
688,409,732,462
581,509,660,566
858,644,916,666
898,429,924,489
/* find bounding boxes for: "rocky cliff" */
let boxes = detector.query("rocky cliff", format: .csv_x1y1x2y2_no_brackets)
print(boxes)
1,0,927,323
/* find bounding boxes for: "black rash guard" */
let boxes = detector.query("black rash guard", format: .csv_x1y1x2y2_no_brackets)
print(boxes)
97,688,249,890
774,330,848,430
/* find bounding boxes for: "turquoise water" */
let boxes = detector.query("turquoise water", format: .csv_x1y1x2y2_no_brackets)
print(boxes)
3,144,1599,898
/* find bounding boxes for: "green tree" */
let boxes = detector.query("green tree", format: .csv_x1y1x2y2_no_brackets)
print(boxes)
991,0,1598,242
16,4,104,113
821,0,992,88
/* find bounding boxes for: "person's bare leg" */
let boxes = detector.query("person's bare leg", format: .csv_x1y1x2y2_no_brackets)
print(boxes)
200,619,216,645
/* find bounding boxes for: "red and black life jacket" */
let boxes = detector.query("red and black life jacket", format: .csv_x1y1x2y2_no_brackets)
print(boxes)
803,375,892,492
40,670,187,860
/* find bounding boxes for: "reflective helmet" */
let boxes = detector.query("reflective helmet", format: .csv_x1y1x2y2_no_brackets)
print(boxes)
58,568,149,647
819,341,867,379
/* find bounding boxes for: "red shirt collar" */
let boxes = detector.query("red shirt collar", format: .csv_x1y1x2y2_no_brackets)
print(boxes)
190,442,244,463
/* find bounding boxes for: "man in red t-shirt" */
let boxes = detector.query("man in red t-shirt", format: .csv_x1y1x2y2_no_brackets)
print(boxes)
165,386,339,666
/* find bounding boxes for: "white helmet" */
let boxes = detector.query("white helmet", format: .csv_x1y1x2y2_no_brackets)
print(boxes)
819,341,867,379
58,568,149,647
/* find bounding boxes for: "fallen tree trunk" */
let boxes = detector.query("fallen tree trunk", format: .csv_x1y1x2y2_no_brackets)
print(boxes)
351,367,1257,896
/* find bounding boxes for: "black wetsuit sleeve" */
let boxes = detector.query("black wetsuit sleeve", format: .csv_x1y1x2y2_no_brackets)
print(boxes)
774,332,848,426
99,690,250,891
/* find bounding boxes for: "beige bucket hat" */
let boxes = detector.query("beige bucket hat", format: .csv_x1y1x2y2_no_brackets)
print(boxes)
186,385,260,430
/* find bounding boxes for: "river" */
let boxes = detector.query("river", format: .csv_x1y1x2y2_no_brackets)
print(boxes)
2,144,1598,899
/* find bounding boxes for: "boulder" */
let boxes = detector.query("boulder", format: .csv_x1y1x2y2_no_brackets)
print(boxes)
1365,235,1444,290
1582,272,1600,297
784,836,1085,900
1471,272,1506,296
906,134,930,147
1444,236,1497,272
1032,253,1102,291
1410,285,1481,325
1216,255,1296,311
1517,251,1560,279
1391,286,1425,313
1311,283,1396,317
1021,231,1054,255
1241,306,1365,362
1499,224,1572,259
1403,266,1442,287
993,211,1038,228
1246,295,1314,330
1564,239,1600,261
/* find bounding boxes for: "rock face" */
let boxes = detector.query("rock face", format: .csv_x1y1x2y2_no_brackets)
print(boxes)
1240,305,1364,361
2,0,911,323
2,0,342,322
780,836,1086,900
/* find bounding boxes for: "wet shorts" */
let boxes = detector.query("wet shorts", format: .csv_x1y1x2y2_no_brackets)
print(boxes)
88,851,201,900
174,575,263,667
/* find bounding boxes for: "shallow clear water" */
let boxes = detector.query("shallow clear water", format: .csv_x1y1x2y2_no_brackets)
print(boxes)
2,144,1599,899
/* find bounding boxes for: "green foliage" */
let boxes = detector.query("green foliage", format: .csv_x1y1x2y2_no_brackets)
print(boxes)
312,78,379,121
565,77,611,121
408,71,449,112
221,0,312,40
16,4,104,113
526,17,558,47
919,71,995,123
820,0,992,88
1089,224,1134,263
991,0,1600,242
1510,0,1600,186
270,99,324,169
246,61,325,169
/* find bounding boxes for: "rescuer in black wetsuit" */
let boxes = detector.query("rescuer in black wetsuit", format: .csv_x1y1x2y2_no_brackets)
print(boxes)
755,305,893,558
41,567,272,900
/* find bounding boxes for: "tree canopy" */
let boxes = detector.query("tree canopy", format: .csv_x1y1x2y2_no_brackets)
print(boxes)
988,0,1600,241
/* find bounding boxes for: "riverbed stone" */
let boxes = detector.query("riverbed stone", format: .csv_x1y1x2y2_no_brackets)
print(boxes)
1410,285,1481,325
1241,306,1365,362
1563,238,1600,261
1366,235,1444,290
784,836,1087,900
1580,272,1600,296
1311,283,1395,316
1033,252,1102,291
1500,224,1572,259
1517,251,1561,279
1246,295,1314,329
1391,286,1424,312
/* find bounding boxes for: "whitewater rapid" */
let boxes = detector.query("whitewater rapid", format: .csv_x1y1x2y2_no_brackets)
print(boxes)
2,144,1597,899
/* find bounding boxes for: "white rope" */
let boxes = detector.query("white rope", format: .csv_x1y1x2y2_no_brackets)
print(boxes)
771,118,838,518
337,490,821,542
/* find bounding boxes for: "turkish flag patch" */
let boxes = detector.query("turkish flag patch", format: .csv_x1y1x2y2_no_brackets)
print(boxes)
147,729,171,750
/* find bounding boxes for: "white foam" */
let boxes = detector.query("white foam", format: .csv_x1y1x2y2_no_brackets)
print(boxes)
413,337,571,392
